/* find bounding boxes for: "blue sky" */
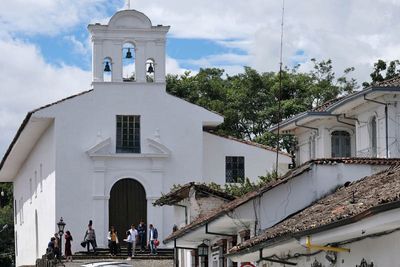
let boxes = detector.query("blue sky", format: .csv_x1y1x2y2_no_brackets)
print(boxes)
1,0,400,156
26,33,248,72
16,2,250,74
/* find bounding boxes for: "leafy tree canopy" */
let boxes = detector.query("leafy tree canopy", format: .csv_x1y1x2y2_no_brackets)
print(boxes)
167,58,358,153
363,59,400,87
0,183,14,266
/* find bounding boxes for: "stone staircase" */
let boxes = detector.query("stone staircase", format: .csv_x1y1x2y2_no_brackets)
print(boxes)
74,247,174,261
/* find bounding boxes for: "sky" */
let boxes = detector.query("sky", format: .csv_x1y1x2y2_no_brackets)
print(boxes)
1,0,400,157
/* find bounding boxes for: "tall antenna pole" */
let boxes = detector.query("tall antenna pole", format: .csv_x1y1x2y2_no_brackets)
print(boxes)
275,0,285,177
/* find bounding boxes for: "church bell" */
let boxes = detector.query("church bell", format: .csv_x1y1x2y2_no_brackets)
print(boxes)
104,62,111,72
126,48,133,59
147,63,154,74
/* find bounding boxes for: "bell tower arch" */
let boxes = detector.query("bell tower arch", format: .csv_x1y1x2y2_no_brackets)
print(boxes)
88,9,170,83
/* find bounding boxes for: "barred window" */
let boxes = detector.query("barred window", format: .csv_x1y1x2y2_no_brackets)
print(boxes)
116,115,141,153
225,156,245,183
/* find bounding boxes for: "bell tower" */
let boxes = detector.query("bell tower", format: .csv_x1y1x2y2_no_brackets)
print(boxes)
88,8,170,83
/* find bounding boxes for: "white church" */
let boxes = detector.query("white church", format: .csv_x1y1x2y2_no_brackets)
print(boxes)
0,7,291,266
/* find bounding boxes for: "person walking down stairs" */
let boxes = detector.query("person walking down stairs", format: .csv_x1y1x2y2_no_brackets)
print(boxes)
84,220,97,254
107,226,119,257
148,224,158,255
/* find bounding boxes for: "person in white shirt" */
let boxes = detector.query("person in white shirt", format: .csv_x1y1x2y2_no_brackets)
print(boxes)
123,231,133,260
128,224,138,258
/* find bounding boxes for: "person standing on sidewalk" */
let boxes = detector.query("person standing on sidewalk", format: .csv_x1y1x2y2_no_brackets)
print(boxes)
64,230,73,262
129,224,138,257
148,224,158,255
137,220,146,252
84,221,96,254
107,226,119,257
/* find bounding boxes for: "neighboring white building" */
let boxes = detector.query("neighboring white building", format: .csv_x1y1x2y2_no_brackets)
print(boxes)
227,165,400,267
270,79,400,165
0,8,291,267
163,80,400,267
163,158,399,267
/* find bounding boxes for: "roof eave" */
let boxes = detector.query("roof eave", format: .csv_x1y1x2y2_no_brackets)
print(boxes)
327,87,399,113
269,112,332,133
228,199,400,257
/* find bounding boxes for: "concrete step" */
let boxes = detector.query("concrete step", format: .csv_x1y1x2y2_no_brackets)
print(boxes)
75,249,173,255
74,247,174,260
72,254,174,260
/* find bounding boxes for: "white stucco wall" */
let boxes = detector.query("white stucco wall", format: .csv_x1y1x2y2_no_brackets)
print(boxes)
254,208,400,267
295,118,356,165
233,163,385,234
30,83,222,254
174,163,389,267
13,123,56,267
256,231,400,267
352,95,399,158
202,132,291,184
291,94,400,165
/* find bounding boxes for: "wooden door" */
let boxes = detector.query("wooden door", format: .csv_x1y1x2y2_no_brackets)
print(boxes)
109,178,147,242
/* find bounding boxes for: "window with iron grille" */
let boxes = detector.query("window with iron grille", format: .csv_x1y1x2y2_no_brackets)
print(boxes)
225,156,245,183
116,115,141,153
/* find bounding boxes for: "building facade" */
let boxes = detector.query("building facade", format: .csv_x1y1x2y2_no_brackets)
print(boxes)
0,8,291,267
270,80,400,165
164,80,400,267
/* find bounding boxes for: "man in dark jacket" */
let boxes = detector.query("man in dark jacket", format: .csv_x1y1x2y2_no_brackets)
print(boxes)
137,220,146,252
148,224,158,255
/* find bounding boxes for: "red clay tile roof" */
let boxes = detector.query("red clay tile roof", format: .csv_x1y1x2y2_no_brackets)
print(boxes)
0,89,93,171
153,182,236,206
163,157,400,243
374,75,400,87
312,97,346,112
204,130,292,157
228,164,400,254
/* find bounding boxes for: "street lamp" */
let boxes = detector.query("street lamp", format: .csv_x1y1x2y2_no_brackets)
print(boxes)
198,242,209,257
0,190,5,208
198,242,209,267
57,217,66,259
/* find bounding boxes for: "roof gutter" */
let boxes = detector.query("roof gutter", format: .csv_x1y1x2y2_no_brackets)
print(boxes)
294,121,319,135
363,94,389,158
335,115,355,127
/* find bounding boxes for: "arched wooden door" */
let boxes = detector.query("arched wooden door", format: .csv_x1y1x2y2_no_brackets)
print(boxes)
109,178,147,242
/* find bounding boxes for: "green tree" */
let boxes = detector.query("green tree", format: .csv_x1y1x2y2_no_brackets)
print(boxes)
0,183,14,267
167,59,358,155
363,59,400,87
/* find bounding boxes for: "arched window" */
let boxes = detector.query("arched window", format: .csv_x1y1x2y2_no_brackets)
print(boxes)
370,116,377,157
103,57,112,82
146,59,155,82
122,43,135,81
331,131,351,157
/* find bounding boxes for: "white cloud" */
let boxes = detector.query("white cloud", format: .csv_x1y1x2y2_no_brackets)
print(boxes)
0,0,116,35
0,37,91,156
2,0,400,155
64,35,90,55
166,57,190,75
131,0,400,82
